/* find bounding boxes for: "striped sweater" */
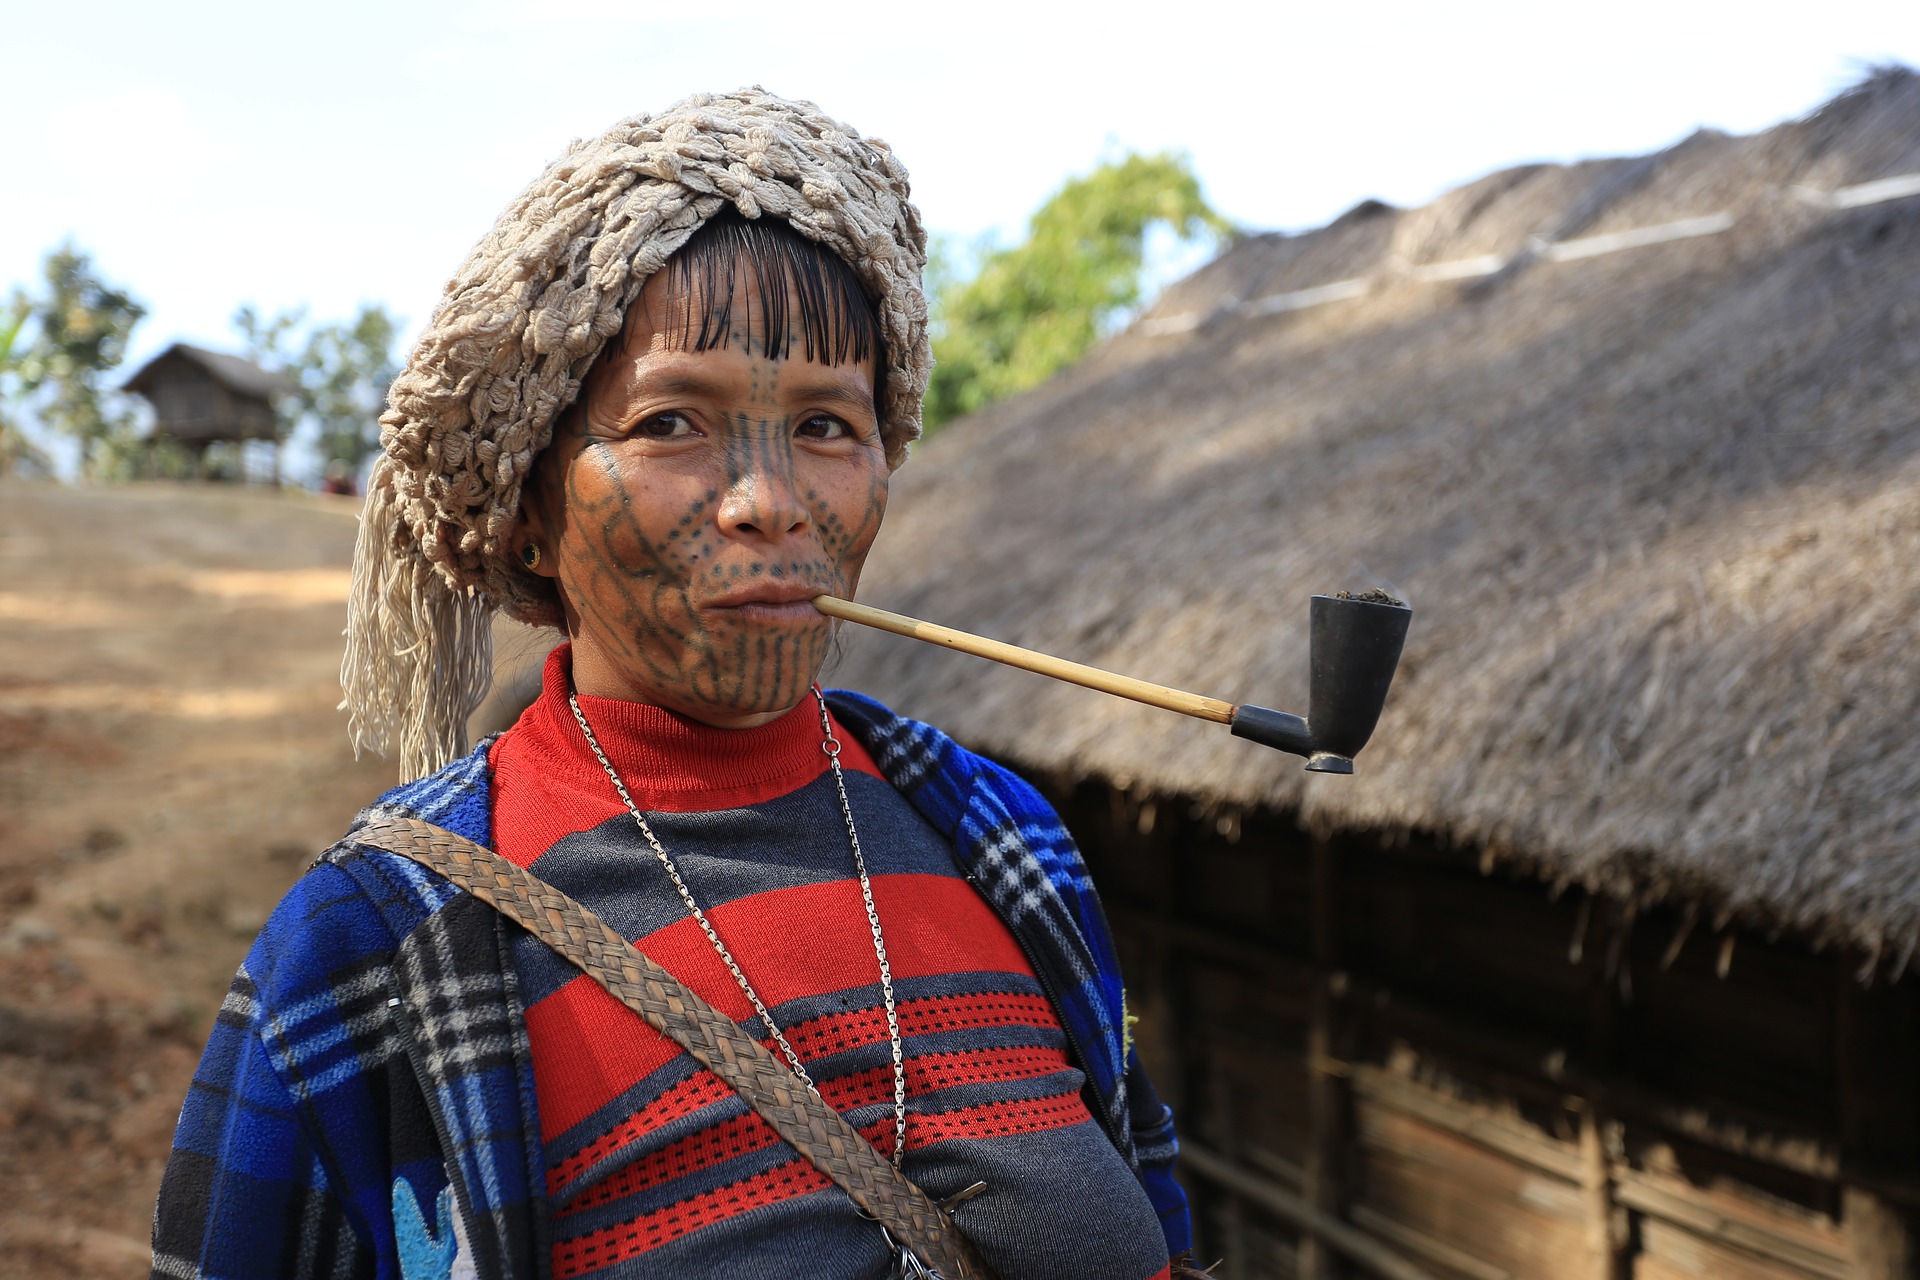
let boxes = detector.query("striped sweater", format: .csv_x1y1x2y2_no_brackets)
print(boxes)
493,649,1169,1277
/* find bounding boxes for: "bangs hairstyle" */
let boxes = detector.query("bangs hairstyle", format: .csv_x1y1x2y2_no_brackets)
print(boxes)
655,210,882,389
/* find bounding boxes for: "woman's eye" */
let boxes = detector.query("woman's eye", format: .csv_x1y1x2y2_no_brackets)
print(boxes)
797,413,849,440
635,411,694,439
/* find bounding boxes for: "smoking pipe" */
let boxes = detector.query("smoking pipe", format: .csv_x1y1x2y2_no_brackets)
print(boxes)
813,592,1412,774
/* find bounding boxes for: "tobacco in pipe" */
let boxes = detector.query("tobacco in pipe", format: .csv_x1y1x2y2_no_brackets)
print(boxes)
813,591,1411,774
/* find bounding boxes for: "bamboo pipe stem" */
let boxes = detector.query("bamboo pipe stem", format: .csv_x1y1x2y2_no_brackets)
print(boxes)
813,595,1236,725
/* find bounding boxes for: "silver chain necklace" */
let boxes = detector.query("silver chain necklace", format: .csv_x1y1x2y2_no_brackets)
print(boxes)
567,685,910,1170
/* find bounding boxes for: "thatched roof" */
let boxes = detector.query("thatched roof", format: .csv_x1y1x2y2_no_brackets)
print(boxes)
124,343,294,402
841,69,1920,965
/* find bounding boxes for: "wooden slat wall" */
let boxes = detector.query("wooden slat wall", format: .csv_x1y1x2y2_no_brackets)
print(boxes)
143,355,280,443
1353,1097,1588,1277
1034,774,1910,1280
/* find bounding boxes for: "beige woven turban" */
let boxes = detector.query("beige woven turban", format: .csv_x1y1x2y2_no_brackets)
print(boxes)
342,88,932,780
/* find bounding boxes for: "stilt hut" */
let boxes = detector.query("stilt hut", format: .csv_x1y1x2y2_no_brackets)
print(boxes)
840,70,1920,1279
123,343,291,480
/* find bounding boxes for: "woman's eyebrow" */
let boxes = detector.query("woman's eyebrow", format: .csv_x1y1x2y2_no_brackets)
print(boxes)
632,370,728,400
784,378,875,414
625,364,873,414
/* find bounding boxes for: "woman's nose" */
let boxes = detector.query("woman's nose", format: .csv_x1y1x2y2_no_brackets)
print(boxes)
716,455,809,541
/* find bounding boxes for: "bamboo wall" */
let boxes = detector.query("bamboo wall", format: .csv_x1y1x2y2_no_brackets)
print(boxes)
1036,776,1920,1280
141,355,278,442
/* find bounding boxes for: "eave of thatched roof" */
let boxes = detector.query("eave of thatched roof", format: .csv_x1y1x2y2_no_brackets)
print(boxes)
841,69,1920,965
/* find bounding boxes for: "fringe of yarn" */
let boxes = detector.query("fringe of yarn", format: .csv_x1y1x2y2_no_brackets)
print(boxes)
341,466,495,780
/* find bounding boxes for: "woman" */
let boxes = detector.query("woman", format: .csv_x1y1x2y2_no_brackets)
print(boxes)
153,90,1194,1280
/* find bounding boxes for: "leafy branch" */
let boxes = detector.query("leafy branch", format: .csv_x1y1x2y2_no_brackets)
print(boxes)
925,152,1234,430
235,303,401,473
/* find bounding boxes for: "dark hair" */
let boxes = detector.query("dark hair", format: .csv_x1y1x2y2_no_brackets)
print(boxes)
654,210,882,389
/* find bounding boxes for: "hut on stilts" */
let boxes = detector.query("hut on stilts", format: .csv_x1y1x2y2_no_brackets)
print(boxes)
123,343,291,482
841,69,1920,1279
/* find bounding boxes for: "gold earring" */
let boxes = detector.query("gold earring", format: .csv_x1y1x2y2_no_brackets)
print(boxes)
521,543,542,570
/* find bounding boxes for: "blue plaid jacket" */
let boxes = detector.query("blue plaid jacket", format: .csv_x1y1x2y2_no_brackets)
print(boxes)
151,690,1189,1279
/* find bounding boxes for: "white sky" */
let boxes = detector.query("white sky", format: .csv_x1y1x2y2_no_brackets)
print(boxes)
3,0,1916,379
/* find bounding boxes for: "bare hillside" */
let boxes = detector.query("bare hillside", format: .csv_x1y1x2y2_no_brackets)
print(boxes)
0,483,393,1276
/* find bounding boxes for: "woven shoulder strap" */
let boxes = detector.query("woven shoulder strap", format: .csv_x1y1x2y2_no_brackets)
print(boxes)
354,814,990,1280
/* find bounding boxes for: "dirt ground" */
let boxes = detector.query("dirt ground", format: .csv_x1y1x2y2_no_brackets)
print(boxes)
0,482,552,1277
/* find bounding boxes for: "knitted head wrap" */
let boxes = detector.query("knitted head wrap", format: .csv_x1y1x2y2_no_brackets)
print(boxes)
341,89,931,780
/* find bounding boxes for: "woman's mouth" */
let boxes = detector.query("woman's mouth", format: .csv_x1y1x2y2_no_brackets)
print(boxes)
702,585,832,623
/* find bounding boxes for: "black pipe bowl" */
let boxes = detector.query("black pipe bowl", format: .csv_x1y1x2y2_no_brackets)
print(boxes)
1306,594,1412,771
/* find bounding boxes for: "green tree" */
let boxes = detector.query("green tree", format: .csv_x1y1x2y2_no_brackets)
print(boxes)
236,302,401,472
15,246,147,477
924,152,1233,429
0,294,53,477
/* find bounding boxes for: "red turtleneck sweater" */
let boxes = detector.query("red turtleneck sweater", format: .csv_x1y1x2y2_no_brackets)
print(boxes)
488,646,1168,1280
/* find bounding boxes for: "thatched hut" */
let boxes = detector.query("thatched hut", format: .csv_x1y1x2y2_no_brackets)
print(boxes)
123,343,290,479
839,70,1920,1279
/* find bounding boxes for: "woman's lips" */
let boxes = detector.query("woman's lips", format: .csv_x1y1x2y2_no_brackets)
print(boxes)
701,585,831,622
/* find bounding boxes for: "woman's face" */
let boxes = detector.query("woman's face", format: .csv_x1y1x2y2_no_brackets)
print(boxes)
518,264,889,727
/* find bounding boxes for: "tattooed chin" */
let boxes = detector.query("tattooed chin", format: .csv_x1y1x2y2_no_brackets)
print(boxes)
668,616,833,712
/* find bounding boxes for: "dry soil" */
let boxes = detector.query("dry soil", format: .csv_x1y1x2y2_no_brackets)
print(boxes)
0,482,460,1276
